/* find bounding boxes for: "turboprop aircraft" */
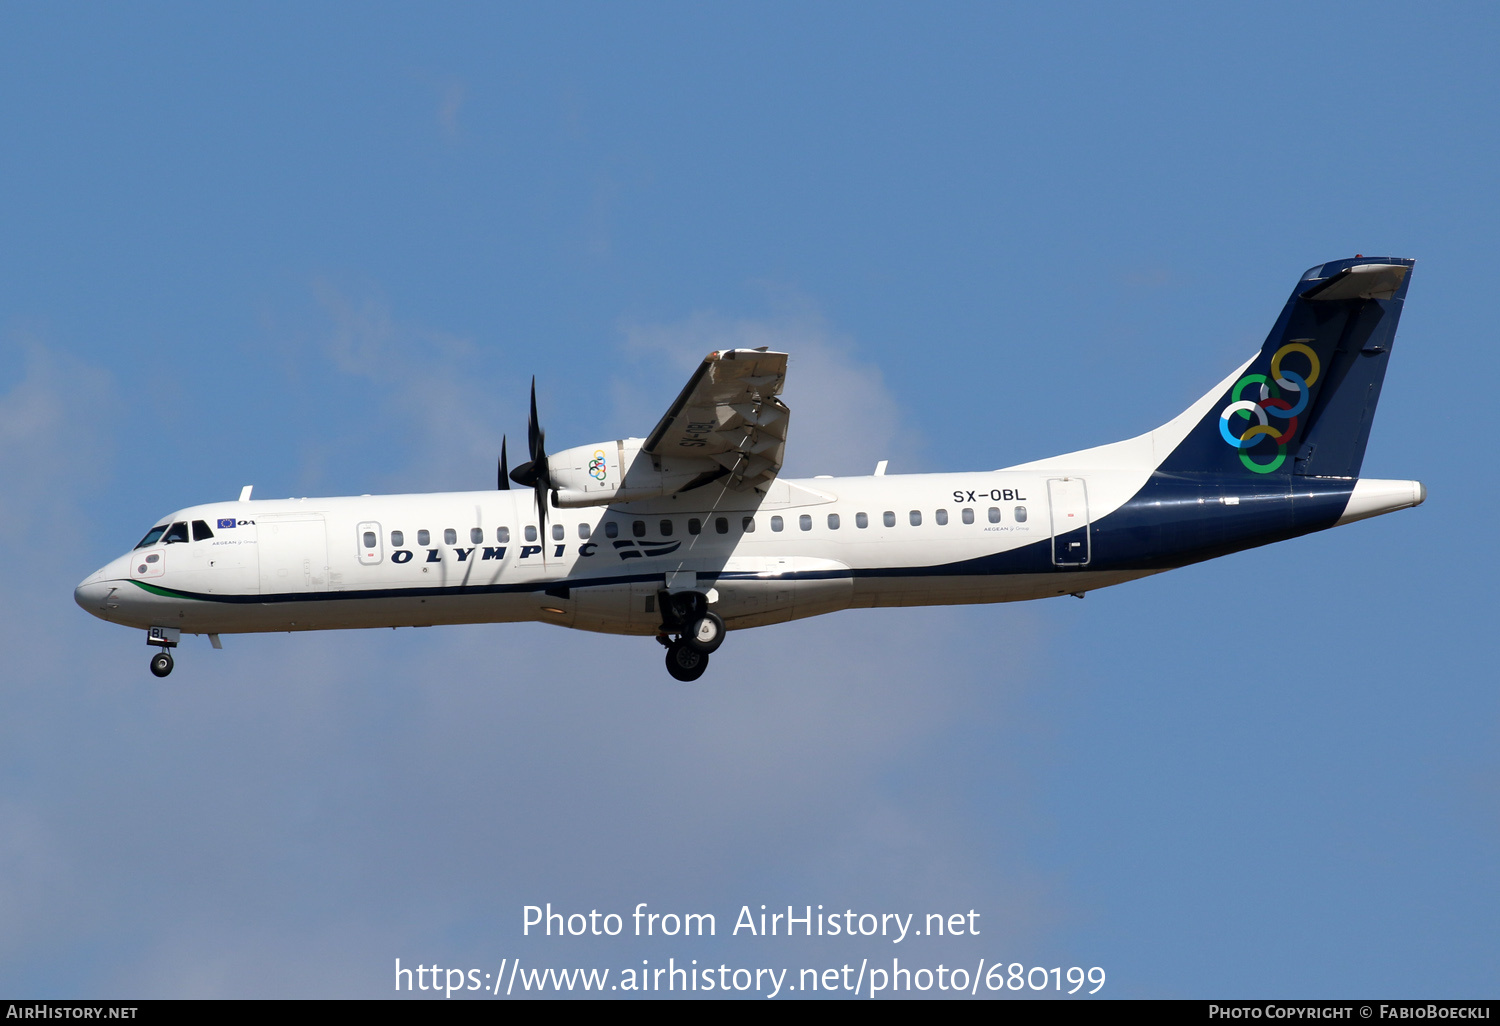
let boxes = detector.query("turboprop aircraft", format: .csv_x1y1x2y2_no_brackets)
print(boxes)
76,256,1424,681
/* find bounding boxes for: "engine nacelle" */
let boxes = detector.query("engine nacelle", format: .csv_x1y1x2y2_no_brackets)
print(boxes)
548,439,720,508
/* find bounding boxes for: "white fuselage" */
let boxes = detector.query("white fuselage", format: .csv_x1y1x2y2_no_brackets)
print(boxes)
74,256,1429,673
75,468,1164,639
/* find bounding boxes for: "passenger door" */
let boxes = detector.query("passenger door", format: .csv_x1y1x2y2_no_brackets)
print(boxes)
1048,477,1091,566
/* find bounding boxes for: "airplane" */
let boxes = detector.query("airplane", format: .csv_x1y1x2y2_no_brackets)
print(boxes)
76,256,1425,681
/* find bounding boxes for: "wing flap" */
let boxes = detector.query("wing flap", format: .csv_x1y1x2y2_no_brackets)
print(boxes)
645,349,790,490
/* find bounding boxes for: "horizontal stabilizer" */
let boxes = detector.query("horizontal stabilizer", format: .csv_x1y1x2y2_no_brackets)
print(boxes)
1300,263,1409,302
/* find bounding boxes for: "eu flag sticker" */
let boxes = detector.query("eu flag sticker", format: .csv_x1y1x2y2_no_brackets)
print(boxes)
217,518,237,529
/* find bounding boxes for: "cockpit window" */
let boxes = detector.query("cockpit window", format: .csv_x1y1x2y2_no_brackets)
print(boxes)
163,522,190,544
192,520,215,541
135,525,169,549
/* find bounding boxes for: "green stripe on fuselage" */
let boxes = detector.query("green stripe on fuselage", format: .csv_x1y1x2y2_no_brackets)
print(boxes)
129,580,200,600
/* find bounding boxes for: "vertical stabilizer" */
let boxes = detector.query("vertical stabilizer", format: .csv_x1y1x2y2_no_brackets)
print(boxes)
1157,257,1414,479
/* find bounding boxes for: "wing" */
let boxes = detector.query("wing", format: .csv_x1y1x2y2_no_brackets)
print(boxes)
643,348,790,491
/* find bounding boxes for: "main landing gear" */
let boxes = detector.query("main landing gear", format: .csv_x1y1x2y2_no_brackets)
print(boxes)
146,625,180,678
656,590,726,682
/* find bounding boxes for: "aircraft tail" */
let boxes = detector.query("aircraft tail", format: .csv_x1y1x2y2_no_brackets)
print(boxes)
1156,257,1415,478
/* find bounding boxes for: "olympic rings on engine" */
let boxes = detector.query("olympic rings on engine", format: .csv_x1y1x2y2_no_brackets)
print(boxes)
588,449,608,481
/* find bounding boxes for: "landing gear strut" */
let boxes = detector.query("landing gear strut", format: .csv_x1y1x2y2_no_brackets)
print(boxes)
657,590,726,681
146,625,180,678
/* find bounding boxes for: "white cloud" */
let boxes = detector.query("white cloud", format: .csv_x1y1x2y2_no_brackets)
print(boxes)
437,78,466,141
309,281,508,493
617,291,924,477
0,338,118,538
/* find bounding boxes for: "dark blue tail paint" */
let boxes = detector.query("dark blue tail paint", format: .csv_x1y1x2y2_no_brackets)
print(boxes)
898,257,1420,582
1092,257,1417,571
1159,257,1414,480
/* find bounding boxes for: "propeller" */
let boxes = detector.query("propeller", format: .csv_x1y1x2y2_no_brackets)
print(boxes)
508,377,551,537
497,436,510,490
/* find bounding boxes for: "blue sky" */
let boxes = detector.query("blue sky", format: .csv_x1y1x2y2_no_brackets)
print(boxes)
2,2,1495,998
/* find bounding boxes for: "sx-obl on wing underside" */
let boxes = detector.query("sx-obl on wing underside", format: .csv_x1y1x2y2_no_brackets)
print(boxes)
77,258,1425,681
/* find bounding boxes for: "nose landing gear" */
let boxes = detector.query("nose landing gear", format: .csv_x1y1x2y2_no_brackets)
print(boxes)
146,625,180,678
657,590,726,682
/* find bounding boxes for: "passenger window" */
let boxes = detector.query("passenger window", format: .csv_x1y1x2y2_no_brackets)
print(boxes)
1014,506,1028,523
135,525,169,549
497,527,510,543
164,522,189,544
935,509,948,526
799,514,812,531
962,508,974,525
552,524,564,541
660,520,673,537
604,522,619,539
578,523,591,540
633,521,646,538
989,507,1001,523
418,529,431,546
524,526,537,542
883,511,896,528
828,513,840,530
716,517,729,534
471,528,484,544
391,530,405,546
742,517,755,533
909,510,922,527
362,531,376,549
688,518,701,535
771,516,784,532
856,512,869,529
192,520,215,541
445,528,458,545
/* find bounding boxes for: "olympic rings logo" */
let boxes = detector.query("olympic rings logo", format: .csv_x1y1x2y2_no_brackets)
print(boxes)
588,449,608,481
1217,341,1320,474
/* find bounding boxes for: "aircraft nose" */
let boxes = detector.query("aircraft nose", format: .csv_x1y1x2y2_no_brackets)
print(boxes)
75,557,130,620
74,577,109,615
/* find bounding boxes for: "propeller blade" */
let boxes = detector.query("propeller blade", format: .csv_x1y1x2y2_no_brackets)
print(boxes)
497,436,510,490
521,377,551,539
532,446,550,541
534,475,549,540
527,377,542,460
